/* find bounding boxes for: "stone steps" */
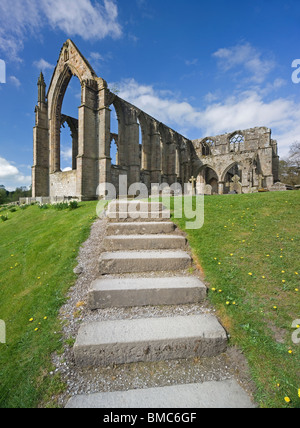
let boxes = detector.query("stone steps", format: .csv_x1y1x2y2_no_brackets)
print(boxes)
106,211,171,222
103,234,186,251
106,221,176,235
66,379,255,409
65,200,254,408
106,199,171,222
88,276,207,310
99,250,192,274
73,314,227,368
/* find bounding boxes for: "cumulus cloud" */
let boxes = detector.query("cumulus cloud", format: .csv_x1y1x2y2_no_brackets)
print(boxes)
115,78,300,157
213,42,275,84
0,157,31,190
9,76,21,87
0,0,122,62
33,58,55,72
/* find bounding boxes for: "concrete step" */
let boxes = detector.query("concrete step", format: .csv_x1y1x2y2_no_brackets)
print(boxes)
88,276,207,309
106,222,176,236
106,210,171,222
65,379,255,408
73,314,228,368
99,250,192,274
107,200,165,213
104,234,186,251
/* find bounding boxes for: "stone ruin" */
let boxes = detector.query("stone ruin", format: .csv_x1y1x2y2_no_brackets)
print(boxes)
32,40,280,201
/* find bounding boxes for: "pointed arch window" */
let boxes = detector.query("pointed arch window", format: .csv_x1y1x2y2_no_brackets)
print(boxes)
230,133,244,153
202,138,214,156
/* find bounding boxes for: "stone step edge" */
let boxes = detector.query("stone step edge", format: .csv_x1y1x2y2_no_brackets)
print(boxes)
99,250,192,274
65,379,255,408
73,314,227,367
88,276,207,309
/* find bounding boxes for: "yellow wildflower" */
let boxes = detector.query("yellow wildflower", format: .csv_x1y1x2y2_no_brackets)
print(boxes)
284,397,291,403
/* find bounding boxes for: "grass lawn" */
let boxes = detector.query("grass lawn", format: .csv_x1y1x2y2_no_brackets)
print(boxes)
171,191,300,408
0,201,103,408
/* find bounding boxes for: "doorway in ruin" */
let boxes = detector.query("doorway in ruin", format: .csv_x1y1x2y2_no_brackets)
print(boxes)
223,162,242,194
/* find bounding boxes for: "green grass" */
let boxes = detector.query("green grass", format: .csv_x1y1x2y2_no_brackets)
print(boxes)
0,201,104,408
171,191,300,408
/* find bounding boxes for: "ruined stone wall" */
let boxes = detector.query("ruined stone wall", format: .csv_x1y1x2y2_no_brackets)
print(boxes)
192,127,280,194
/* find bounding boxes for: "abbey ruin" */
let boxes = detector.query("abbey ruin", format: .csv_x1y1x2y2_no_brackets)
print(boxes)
32,40,280,200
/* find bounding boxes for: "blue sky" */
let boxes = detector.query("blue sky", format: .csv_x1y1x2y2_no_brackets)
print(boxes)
1,0,300,190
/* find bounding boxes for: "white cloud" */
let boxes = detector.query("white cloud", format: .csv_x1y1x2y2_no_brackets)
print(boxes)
9,76,21,87
33,58,54,72
0,157,31,190
43,0,122,40
0,0,122,62
213,42,275,84
61,147,72,161
115,78,300,158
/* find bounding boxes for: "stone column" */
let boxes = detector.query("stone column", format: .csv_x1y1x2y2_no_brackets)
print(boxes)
76,81,98,200
32,73,49,197
150,126,161,184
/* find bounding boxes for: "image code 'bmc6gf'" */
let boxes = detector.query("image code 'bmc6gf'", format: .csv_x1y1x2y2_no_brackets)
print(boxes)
147,413,197,423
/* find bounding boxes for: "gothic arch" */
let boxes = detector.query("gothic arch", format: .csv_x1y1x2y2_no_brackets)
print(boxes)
48,40,97,174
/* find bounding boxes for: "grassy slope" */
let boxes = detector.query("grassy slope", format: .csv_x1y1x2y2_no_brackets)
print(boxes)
172,191,300,408
0,202,102,408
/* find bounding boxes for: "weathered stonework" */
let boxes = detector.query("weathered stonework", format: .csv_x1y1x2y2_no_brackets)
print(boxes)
32,40,280,199
192,127,279,194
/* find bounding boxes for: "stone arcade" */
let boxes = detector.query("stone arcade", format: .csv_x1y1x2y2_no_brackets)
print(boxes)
32,40,280,200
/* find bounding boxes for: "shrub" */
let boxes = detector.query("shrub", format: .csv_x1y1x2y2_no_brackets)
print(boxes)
68,200,79,210
0,215,8,222
53,202,69,211
9,207,17,213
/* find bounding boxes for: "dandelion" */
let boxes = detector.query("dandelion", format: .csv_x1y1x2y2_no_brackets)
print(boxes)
44,316,47,320
29,318,34,322
262,276,266,279
282,280,286,284
295,272,298,275
230,253,234,256
248,272,253,276
226,301,230,305
232,301,236,305
218,290,222,293
266,254,270,257
273,306,277,310
298,389,300,398
284,397,291,403
34,328,39,332
281,270,285,273
295,288,299,292
288,350,293,354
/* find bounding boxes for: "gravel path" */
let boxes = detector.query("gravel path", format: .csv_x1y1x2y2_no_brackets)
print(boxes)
52,218,256,408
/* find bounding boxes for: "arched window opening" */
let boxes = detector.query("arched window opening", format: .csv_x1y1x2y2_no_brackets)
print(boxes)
230,133,244,153
110,104,119,166
60,76,81,171
137,118,143,170
202,138,214,156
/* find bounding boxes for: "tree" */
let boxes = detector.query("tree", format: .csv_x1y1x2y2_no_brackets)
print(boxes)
279,143,300,186
0,186,8,205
